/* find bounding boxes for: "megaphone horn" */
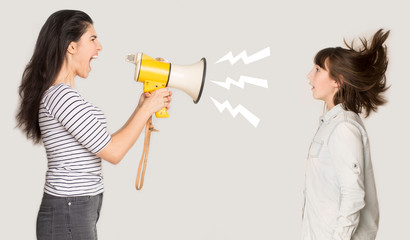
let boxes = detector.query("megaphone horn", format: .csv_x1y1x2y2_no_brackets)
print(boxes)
168,58,206,103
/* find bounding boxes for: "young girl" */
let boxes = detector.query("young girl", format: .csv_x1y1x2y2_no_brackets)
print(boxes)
303,29,389,240
16,10,171,239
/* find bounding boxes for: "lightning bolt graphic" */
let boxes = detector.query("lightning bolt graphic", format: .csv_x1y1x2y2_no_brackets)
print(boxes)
210,97,260,127
215,47,270,65
211,76,268,90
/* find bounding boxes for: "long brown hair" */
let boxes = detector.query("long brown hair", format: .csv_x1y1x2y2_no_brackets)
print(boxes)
314,29,390,117
16,10,93,143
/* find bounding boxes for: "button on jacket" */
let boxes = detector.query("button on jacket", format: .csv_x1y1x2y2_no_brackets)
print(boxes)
302,104,379,240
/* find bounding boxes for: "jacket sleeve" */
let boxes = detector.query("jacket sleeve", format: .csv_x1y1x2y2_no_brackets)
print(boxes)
328,122,366,240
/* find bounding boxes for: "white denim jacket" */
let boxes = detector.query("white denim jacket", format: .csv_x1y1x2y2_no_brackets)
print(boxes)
302,104,379,240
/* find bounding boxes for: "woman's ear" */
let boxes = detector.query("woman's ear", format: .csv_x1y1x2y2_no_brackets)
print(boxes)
67,42,77,55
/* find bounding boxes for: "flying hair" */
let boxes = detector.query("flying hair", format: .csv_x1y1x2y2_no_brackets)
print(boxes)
314,29,390,117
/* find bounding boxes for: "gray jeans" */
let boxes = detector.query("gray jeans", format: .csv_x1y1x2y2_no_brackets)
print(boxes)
36,193,103,240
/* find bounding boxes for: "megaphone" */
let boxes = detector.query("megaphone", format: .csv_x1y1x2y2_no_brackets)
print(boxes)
126,52,206,190
126,52,206,118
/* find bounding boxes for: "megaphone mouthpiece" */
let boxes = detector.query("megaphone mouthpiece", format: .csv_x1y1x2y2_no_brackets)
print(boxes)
126,54,137,63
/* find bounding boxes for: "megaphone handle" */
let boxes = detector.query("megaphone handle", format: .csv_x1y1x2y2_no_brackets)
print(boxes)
136,116,156,190
155,107,169,118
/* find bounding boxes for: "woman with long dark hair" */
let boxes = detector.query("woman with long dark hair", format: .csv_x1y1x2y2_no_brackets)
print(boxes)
303,29,389,240
16,9,171,239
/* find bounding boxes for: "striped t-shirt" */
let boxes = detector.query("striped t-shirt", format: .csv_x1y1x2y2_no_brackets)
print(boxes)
39,83,111,197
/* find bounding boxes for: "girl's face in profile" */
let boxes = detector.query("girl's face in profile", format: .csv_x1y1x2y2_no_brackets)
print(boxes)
70,24,102,79
307,62,339,109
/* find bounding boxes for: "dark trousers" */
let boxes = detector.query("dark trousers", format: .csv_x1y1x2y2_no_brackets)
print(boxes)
36,193,103,240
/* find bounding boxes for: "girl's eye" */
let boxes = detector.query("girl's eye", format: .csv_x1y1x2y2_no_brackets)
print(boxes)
315,67,320,72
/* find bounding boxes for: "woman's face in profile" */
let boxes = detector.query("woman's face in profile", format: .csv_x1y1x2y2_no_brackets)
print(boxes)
71,24,102,79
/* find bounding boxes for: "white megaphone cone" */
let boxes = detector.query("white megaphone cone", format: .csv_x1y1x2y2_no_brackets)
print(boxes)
167,58,206,103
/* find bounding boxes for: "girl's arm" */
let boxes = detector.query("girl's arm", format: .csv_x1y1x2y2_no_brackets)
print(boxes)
328,122,366,240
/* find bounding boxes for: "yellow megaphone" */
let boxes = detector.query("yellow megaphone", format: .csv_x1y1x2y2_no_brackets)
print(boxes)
126,52,206,190
126,52,206,118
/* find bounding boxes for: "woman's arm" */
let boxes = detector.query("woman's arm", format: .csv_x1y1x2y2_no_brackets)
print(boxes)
97,88,171,164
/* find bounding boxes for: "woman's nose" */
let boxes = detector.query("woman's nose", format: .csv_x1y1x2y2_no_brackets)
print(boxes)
96,40,102,51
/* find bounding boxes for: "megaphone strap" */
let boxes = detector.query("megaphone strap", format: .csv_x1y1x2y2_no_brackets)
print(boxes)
136,115,157,190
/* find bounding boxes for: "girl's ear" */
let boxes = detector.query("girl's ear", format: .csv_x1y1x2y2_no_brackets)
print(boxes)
336,75,344,88
67,41,77,55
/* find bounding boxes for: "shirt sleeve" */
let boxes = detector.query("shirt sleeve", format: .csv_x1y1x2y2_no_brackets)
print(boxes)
45,85,111,154
328,122,366,240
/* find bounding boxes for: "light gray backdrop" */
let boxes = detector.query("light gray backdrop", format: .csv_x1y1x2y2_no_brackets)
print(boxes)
1,0,409,239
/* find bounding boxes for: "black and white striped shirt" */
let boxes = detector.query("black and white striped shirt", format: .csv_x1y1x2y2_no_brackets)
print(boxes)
39,84,111,197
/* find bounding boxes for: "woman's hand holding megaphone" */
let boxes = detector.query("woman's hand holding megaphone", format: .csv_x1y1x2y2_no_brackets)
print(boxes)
136,56,172,115
139,88,172,116
94,56,172,167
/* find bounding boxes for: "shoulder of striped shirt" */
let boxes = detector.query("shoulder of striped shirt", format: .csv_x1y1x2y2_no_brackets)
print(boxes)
42,84,84,108
44,83,79,99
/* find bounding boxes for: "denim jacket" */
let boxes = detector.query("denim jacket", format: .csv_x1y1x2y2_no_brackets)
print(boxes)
302,104,379,240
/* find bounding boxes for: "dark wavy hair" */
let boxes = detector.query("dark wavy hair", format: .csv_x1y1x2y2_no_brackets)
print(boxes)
314,29,390,117
16,10,93,143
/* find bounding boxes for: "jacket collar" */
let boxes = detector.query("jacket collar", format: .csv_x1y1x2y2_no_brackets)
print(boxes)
320,104,343,124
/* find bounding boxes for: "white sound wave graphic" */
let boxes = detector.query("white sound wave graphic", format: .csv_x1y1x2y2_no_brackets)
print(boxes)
210,97,260,127
211,76,268,90
215,47,270,65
